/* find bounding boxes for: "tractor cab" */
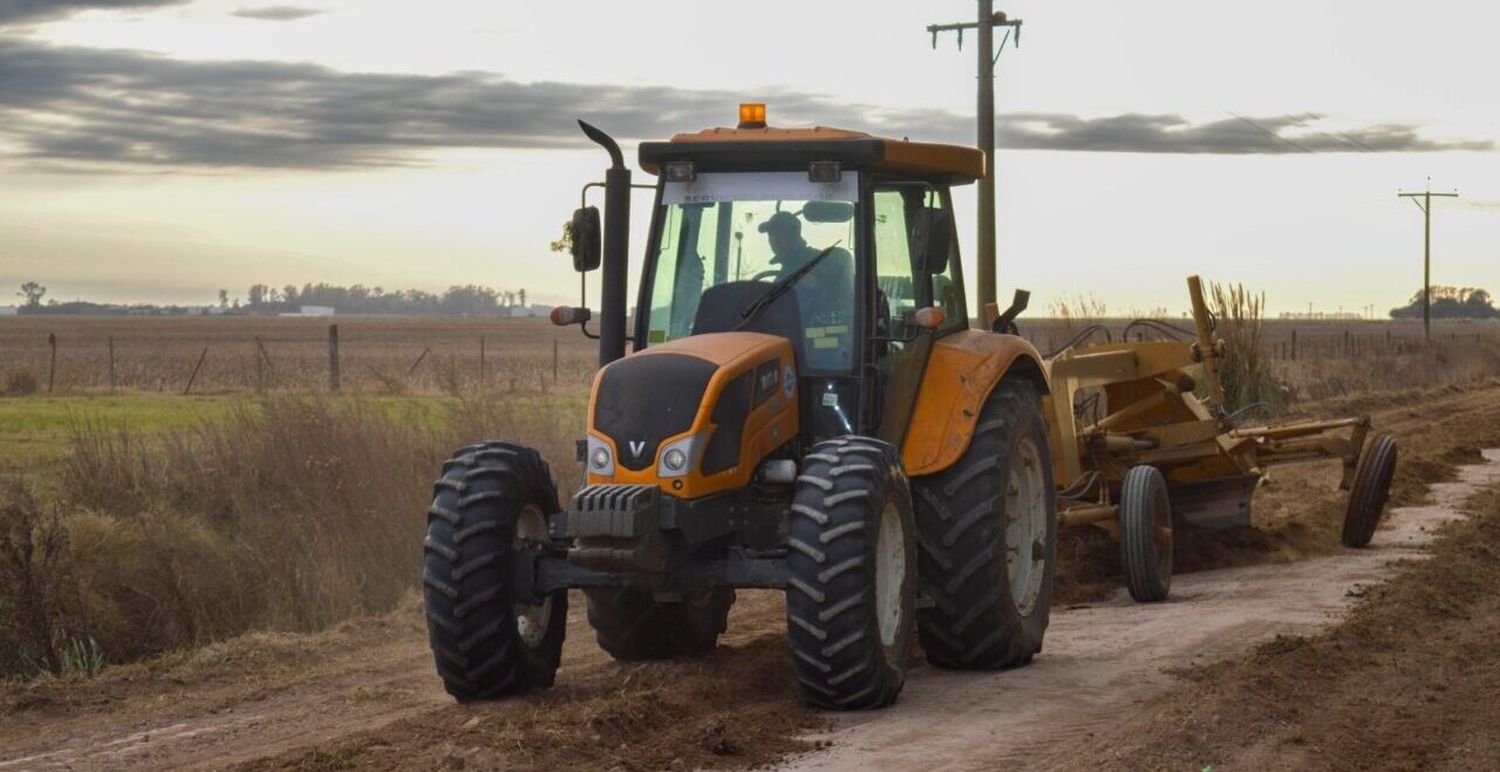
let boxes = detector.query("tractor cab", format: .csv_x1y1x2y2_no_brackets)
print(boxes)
560,106,986,493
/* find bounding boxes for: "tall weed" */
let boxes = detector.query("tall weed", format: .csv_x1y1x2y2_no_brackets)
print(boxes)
4,393,587,678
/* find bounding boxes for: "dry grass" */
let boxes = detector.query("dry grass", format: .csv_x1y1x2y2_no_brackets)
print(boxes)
1209,282,1285,416
0,393,585,679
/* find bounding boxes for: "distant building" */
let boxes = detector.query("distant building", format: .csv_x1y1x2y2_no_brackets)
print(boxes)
279,305,337,317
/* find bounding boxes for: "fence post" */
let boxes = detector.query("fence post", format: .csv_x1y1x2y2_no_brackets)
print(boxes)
254,336,275,391
553,339,559,384
183,346,209,395
327,324,340,392
107,336,117,392
1290,329,1297,361
407,347,431,379
47,333,57,395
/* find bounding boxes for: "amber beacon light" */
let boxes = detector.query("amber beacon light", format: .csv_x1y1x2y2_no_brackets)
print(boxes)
737,103,767,129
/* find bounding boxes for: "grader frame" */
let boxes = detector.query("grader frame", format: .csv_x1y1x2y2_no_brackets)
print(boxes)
1037,275,1391,600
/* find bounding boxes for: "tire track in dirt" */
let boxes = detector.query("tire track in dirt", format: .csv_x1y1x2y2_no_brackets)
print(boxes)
781,449,1500,771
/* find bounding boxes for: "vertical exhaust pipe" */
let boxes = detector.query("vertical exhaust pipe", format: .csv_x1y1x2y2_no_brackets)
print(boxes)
578,120,630,366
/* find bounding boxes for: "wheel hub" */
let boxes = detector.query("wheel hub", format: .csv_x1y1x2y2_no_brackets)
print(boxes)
874,500,906,652
1005,437,1048,615
514,503,552,648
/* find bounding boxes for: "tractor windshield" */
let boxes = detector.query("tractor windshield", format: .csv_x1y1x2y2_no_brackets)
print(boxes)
645,171,859,372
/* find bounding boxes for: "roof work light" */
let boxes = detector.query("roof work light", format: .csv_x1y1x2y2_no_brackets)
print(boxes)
737,103,767,129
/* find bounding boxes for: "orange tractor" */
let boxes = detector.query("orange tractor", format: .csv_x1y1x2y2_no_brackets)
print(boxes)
423,106,1055,710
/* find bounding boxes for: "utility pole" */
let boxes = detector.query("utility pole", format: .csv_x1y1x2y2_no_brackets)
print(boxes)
927,4,1022,318
1398,181,1458,345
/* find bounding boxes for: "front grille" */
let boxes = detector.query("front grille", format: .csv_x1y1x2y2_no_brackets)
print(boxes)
593,353,717,471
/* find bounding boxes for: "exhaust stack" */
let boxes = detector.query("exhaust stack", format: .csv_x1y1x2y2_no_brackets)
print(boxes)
578,120,631,367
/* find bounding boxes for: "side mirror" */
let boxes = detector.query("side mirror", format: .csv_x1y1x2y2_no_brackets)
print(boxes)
802,201,854,223
910,207,953,275
569,206,601,272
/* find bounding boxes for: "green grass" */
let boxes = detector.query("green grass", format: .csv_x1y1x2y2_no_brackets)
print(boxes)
0,394,245,471
0,391,589,475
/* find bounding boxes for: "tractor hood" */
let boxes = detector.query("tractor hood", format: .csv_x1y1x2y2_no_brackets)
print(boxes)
585,332,799,499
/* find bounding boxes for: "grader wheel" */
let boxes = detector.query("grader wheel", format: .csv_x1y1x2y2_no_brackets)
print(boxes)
1341,433,1398,548
1119,465,1173,603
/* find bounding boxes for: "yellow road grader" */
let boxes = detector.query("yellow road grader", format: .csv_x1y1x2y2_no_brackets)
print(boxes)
422,105,1397,710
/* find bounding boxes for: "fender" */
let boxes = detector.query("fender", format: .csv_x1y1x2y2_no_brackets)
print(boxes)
901,329,1050,477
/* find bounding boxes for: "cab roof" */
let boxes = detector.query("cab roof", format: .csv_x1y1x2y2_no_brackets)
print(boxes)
638,125,985,185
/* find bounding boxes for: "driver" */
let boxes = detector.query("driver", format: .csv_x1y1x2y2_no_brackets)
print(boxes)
758,211,853,314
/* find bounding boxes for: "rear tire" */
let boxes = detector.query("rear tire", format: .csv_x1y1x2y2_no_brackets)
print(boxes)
423,442,567,701
1342,433,1397,548
786,436,916,710
912,379,1057,669
584,588,734,660
1119,465,1173,603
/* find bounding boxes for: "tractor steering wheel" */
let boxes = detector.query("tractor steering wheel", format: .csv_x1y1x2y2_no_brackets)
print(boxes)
749,269,780,282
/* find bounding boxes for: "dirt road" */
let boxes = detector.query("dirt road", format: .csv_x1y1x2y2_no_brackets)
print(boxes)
3,385,1498,771
786,449,1500,771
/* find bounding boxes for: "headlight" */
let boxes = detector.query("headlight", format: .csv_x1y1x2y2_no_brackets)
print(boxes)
586,436,614,477
656,433,705,479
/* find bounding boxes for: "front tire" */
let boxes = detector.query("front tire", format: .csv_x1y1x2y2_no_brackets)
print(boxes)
786,437,917,710
1119,465,1173,603
912,379,1057,669
1341,433,1397,548
423,442,567,701
584,588,734,660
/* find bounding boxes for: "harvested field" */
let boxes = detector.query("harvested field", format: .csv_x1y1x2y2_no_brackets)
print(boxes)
0,316,599,395
4,316,1498,400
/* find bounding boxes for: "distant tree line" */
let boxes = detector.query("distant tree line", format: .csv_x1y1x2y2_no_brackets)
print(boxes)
243,283,529,315
11,281,533,316
1389,286,1496,320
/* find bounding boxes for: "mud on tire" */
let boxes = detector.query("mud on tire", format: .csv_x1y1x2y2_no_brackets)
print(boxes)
786,436,917,710
423,441,567,701
1342,433,1398,548
584,588,734,660
911,378,1057,669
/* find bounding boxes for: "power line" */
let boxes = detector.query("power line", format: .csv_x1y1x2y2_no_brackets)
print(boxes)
1227,111,1315,153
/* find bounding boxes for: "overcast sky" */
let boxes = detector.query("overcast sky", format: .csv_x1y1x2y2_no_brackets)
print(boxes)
1,0,1496,315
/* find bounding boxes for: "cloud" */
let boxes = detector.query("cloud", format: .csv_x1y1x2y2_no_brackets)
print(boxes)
0,40,1490,172
0,0,188,26
991,112,1493,155
230,5,322,21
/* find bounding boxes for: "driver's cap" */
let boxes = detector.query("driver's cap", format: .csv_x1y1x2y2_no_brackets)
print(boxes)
757,211,801,235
